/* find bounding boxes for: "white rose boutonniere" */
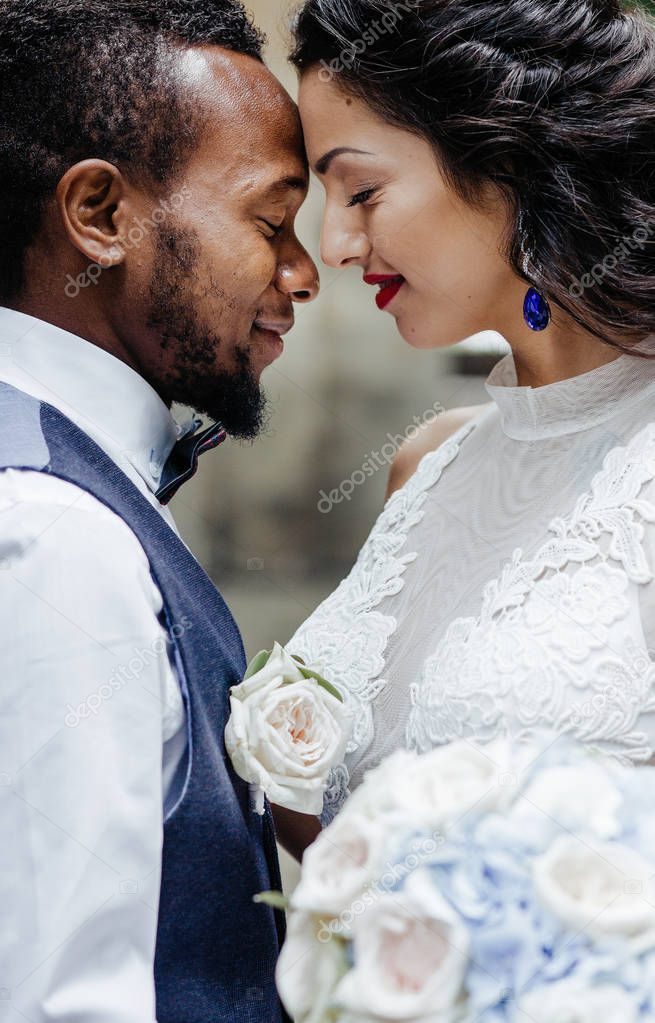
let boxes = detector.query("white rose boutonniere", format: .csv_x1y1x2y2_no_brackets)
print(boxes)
224,642,350,815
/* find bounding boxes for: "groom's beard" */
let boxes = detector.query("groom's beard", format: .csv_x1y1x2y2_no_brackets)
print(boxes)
147,222,268,439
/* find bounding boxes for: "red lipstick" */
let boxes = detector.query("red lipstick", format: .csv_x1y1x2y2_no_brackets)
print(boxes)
363,274,406,311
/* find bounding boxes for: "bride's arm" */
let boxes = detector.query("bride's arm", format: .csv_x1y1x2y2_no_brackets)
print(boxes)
386,404,490,498
272,805,322,862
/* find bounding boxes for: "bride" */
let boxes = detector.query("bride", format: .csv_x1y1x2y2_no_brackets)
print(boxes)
275,0,655,855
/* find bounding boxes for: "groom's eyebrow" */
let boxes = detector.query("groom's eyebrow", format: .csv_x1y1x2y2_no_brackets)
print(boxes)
266,174,309,194
314,147,373,175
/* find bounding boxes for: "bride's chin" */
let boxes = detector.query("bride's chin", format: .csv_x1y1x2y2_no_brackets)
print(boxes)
396,316,461,351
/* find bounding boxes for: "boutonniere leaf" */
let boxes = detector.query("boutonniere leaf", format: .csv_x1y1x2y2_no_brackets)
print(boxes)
244,649,271,679
297,665,344,703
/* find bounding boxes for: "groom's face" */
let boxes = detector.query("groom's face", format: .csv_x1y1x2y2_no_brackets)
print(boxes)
127,48,319,437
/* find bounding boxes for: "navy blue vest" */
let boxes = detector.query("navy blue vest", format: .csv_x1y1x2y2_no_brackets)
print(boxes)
0,382,287,1023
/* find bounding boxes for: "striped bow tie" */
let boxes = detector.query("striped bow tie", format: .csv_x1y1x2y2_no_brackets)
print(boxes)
156,419,227,505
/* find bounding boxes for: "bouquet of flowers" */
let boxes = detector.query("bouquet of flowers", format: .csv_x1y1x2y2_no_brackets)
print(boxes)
273,735,655,1022
225,642,349,814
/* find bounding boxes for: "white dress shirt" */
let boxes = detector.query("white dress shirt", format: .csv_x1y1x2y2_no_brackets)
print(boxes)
0,308,190,1022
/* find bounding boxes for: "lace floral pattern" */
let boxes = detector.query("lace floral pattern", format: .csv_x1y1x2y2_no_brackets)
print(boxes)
289,421,478,822
407,422,655,763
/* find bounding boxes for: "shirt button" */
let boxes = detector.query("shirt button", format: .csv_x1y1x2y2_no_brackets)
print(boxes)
149,459,162,480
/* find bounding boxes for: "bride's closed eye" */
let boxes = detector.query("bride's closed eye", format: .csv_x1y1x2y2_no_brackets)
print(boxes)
346,187,379,208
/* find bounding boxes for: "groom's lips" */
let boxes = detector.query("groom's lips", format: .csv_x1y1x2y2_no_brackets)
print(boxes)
363,273,406,311
252,318,294,359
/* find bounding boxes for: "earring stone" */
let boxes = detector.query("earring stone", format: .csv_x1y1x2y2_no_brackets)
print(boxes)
523,286,551,331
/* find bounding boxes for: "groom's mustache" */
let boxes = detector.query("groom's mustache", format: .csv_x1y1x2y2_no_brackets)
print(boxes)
254,306,296,336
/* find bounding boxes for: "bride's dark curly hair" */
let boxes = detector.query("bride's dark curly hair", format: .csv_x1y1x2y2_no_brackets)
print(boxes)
290,0,655,355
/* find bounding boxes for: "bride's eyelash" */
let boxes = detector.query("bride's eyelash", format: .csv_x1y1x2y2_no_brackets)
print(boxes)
346,187,378,208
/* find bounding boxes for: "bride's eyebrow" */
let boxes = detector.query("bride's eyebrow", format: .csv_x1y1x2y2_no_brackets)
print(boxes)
314,147,373,175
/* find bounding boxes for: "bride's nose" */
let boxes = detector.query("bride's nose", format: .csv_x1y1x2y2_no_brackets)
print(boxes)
320,206,371,269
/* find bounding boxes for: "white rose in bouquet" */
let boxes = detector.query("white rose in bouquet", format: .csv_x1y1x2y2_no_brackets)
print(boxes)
334,869,469,1021
224,642,350,814
517,979,640,1023
513,762,622,841
533,834,655,938
389,740,510,828
292,809,388,920
345,749,418,819
276,909,348,1023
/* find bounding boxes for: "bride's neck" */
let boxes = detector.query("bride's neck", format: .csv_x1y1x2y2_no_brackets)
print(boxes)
507,317,621,388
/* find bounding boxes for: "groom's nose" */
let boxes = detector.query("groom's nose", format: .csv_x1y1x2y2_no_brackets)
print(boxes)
276,244,320,303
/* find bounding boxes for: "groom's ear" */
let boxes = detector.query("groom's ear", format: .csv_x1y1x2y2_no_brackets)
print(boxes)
55,159,130,271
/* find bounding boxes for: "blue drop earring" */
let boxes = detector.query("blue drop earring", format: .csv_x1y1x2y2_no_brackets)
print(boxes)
518,210,551,332
523,286,551,332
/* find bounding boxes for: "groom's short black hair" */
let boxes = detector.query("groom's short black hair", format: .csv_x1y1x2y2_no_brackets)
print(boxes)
0,0,265,301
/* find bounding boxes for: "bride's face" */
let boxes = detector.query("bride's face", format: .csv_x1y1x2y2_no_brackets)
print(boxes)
298,68,525,349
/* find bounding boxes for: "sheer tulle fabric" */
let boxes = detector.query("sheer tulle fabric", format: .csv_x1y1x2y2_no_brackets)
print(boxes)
290,351,655,823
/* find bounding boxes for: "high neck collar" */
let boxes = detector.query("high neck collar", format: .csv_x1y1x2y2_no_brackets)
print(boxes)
484,350,655,441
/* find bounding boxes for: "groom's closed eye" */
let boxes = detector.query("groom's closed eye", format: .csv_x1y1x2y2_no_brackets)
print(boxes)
258,218,285,238
257,174,310,211
250,174,309,238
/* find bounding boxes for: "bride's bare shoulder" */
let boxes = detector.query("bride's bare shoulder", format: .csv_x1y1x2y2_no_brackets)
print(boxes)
386,403,492,499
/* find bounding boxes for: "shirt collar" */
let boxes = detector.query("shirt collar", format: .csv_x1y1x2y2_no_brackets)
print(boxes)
0,307,180,493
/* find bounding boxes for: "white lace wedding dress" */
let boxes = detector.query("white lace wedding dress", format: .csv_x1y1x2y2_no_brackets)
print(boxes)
289,349,655,824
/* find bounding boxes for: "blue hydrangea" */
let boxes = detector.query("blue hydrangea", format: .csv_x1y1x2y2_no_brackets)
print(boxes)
380,739,655,1021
